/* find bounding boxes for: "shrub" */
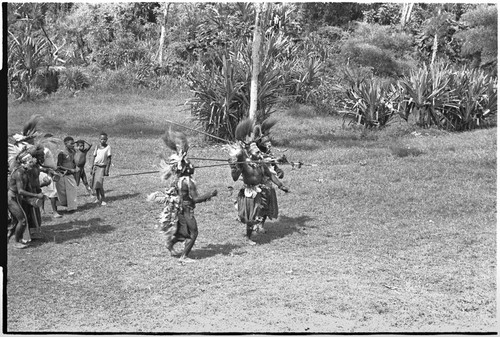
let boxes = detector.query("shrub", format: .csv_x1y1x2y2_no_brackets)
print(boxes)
60,67,90,91
399,61,498,131
398,61,455,128
340,22,416,77
336,67,399,128
443,66,498,130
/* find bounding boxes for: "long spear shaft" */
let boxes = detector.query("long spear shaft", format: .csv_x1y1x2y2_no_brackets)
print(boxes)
109,161,245,178
188,157,228,162
109,161,318,178
165,119,230,143
110,170,160,178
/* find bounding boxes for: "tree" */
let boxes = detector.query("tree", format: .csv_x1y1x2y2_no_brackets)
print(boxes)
455,4,498,69
400,3,414,27
158,2,171,67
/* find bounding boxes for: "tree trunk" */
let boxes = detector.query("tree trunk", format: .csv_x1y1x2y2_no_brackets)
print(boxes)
249,2,264,121
400,3,414,27
158,3,170,67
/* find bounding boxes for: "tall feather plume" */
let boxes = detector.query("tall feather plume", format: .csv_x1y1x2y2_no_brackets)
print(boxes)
158,157,173,181
22,114,42,137
38,136,64,155
8,143,23,171
161,129,189,154
234,118,255,142
260,117,278,136
161,129,177,151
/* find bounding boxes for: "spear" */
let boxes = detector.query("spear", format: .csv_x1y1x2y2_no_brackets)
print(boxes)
110,159,319,177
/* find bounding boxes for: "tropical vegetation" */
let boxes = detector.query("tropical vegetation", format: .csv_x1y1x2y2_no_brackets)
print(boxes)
7,3,498,135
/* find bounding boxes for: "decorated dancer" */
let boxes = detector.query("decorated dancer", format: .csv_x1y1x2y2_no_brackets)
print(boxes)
148,130,217,263
252,118,288,232
90,133,111,205
7,149,45,249
12,115,50,238
228,118,289,244
74,139,93,195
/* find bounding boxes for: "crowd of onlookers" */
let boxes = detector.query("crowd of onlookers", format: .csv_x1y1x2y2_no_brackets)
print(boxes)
7,116,112,249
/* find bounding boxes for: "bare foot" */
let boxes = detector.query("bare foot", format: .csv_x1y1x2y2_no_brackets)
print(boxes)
167,244,177,257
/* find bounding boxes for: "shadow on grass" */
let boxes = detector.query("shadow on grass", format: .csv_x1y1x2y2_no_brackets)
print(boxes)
32,217,114,245
255,215,315,245
66,114,169,138
191,243,242,259
274,134,383,151
77,192,141,211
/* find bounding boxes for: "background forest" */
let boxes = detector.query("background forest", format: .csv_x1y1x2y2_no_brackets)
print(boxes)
7,2,498,136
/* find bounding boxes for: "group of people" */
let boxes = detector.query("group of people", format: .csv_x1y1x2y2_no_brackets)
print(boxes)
148,117,289,263
7,116,112,249
8,115,288,258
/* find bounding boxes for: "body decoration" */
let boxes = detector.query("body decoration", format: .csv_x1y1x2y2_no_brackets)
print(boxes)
147,129,217,263
227,118,289,244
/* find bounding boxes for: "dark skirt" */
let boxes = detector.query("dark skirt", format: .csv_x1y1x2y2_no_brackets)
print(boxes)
237,185,278,224
262,186,278,220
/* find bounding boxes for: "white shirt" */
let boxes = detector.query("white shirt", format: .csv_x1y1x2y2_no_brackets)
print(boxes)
93,145,111,166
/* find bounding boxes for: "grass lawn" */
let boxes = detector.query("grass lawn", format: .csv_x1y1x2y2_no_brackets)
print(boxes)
5,91,497,332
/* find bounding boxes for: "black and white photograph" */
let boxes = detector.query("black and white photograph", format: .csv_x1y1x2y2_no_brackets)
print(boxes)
3,1,497,333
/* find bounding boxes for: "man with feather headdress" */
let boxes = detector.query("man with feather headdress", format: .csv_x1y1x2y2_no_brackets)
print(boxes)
8,147,46,249
228,118,289,244
9,115,56,240
148,129,218,263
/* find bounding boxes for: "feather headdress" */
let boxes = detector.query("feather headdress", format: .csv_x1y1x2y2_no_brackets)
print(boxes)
234,118,255,143
159,129,191,180
259,117,278,137
38,135,65,156
8,143,33,172
12,114,42,143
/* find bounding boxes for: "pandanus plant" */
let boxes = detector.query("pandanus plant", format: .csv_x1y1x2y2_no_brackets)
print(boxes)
8,32,49,98
444,66,498,130
399,62,455,128
337,68,398,128
187,30,290,141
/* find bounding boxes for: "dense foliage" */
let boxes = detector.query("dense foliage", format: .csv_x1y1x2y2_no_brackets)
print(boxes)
7,2,498,134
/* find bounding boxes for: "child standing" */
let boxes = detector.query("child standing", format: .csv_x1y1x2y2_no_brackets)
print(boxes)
90,132,112,206
56,136,79,213
74,139,93,195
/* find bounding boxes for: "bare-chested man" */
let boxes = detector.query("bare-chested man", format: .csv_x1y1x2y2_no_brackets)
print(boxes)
8,152,46,249
148,130,217,263
228,118,289,244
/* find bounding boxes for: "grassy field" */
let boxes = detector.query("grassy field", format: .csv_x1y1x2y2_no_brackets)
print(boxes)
5,91,497,333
